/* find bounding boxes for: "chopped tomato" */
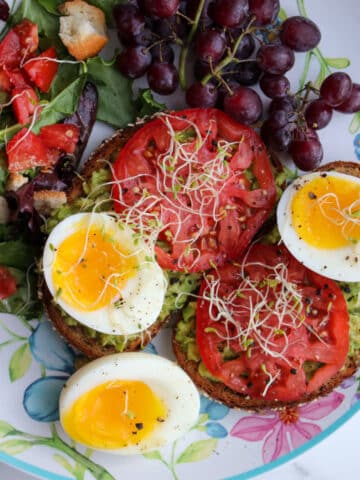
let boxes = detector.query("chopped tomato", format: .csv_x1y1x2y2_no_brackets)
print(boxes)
39,124,80,153
196,244,349,402
0,30,22,68
112,108,276,273
0,266,17,300
23,47,58,93
11,87,39,125
6,128,51,172
6,68,29,89
13,19,38,57
0,68,11,91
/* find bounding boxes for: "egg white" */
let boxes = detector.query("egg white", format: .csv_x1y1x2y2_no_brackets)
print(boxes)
43,212,167,335
277,171,360,282
59,352,200,455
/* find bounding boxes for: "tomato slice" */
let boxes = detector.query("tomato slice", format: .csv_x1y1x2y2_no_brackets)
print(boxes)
13,19,38,57
0,30,22,68
11,87,39,125
23,47,58,93
196,244,349,402
0,266,17,300
112,108,276,273
6,128,52,173
39,124,80,153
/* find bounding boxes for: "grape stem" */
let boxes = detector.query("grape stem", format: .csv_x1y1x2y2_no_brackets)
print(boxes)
178,0,206,90
201,17,257,87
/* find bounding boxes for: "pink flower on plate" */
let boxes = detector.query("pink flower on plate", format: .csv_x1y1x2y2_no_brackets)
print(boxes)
230,391,344,463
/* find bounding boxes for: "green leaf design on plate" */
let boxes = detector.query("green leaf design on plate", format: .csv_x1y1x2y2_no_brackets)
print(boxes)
324,57,350,69
0,439,33,455
350,112,360,134
0,421,14,438
176,438,218,464
197,413,209,425
143,450,163,461
278,7,287,21
53,454,75,475
9,343,32,382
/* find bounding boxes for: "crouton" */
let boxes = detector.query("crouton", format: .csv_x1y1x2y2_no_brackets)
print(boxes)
6,172,28,192
59,0,108,60
33,190,67,215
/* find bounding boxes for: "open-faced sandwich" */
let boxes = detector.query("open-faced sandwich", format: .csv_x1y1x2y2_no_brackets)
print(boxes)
39,108,360,411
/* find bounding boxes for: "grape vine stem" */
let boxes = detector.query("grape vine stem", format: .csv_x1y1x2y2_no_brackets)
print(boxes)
178,0,206,90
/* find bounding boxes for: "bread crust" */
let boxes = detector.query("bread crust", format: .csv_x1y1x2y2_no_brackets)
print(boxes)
42,281,169,358
172,160,360,410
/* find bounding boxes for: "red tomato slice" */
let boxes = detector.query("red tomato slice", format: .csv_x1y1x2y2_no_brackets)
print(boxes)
6,128,52,173
11,87,39,125
0,30,22,69
0,266,17,300
39,124,80,153
112,108,276,273
23,47,58,93
13,19,38,58
196,243,349,402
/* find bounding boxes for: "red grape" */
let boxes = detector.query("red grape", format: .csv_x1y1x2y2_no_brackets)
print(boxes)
196,30,226,63
262,121,294,151
116,46,152,78
186,82,219,108
260,74,290,98
0,0,9,21
211,0,249,28
320,72,353,107
150,43,174,63
234,61,262,86
113,4,152,46
257,44,295,75
223,86,263,124
336,83,360,113
194,60,213,81
305,99,333,130
186,0,213,29
233,33,255,60
289,128,323,170
147,62,179,95
138,0,180,18
280,16,321,52
248,0,279,26
269,95,297,114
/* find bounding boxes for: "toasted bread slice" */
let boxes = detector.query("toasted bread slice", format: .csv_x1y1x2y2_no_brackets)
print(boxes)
41,119,164,358
172,160,360,410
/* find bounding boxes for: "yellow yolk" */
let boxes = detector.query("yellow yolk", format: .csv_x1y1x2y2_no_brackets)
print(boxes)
291,175,360,249
61,380,167,449
52,226,137,311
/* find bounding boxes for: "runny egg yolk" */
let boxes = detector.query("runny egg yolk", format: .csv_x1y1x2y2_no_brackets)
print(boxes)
291,175,360,249
61,380,167,449
52,225,137,311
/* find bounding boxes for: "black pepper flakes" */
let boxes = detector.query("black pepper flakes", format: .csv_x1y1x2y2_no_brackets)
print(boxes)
290,368,297,375
308,192,317,200
135,423,143,430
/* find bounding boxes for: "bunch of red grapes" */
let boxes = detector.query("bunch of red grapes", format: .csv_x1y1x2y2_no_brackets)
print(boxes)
113,0,360,171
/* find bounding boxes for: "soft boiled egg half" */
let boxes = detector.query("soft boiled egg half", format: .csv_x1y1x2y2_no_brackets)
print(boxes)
43,212,167,335
277,171,360,281
59,352,200,454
